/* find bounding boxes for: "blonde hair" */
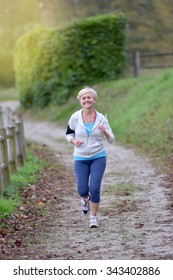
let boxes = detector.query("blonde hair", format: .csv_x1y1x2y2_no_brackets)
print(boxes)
77,86,97,100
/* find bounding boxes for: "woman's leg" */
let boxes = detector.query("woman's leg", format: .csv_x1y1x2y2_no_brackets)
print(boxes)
90,157,106,216
74,160,90,198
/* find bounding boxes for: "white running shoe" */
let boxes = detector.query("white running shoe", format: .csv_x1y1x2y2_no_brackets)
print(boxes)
89,216,99,228
81,197,90,215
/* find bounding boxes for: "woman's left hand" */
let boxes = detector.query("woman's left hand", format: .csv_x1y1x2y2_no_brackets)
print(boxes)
98,125,110,139
98,125,106,133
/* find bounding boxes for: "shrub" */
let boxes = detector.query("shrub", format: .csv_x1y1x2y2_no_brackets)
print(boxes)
14,13,127,108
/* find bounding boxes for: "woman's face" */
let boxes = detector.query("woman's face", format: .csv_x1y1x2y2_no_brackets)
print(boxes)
80,92,95,109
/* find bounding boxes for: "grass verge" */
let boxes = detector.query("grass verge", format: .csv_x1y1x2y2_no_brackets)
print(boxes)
0,145,46,219
0,87,19,101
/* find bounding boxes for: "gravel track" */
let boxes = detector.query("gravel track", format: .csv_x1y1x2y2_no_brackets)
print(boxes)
1,101,172,259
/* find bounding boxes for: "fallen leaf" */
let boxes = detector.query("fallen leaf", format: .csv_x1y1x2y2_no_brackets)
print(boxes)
38,201,45,207
44,189,51,194
90,246,100,251
135,223,144,228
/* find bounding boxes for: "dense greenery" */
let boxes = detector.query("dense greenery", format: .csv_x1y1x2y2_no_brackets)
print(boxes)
14,13,127,108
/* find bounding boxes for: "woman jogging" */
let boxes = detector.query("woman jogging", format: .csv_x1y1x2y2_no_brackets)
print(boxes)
65,87,115,228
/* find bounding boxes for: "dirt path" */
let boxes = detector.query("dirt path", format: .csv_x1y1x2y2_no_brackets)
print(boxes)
1,101,173,259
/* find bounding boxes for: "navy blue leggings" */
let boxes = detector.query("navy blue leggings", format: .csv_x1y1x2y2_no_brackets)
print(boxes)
74,157,106,203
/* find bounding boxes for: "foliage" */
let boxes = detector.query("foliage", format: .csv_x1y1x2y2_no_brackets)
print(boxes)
14,13,127,108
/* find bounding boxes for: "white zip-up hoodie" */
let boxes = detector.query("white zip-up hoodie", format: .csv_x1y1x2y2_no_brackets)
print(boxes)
66,109,115,158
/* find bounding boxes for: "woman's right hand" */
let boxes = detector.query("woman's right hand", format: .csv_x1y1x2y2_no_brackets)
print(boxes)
70,138,84,147
74,140,84,147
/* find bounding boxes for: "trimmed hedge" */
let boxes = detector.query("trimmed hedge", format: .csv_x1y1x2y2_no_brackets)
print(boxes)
14,13,127,108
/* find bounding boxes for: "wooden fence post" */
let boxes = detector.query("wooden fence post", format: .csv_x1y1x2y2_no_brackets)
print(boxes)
0,128,10,189
20,120,26,160
0,106,26,194
15,121,25,166
133,51,141,77
6,126,17,174
0,107,3,128
0,166,2,195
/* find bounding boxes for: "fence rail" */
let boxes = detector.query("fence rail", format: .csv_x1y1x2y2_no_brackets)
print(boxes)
0,106,25,195
131,51,173,76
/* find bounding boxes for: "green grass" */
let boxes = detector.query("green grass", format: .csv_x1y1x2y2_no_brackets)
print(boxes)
25,98,78,124
92,71,172,165
104,181,136,196
0,199,19,218
0,149,46,219
102,71,173,162
0,87,19,101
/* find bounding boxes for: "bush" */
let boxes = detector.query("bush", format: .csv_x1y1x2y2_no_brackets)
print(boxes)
14,13,127,108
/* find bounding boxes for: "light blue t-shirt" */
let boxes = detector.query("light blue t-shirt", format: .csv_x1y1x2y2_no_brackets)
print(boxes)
84,122,95,135
74,150,106,161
